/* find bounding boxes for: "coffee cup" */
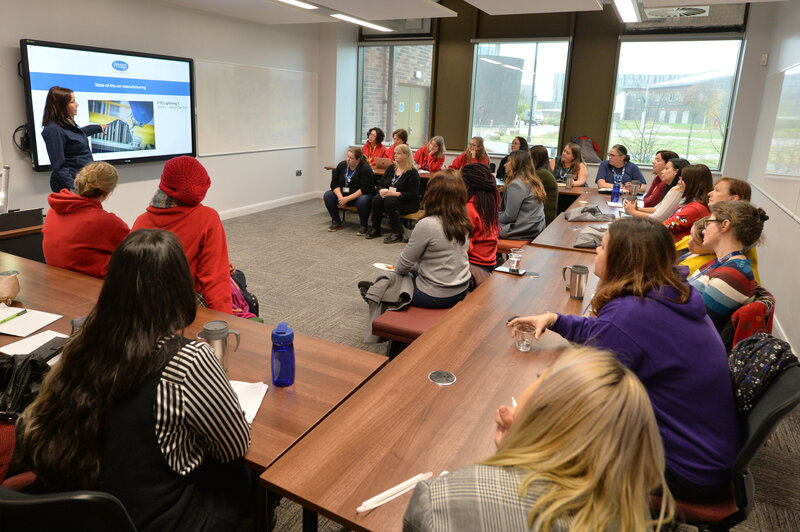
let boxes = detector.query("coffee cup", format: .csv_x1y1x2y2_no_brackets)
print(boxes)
562,265,589,300
197,320,240,371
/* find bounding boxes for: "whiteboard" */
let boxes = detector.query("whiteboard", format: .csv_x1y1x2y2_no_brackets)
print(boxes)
195,60,318,156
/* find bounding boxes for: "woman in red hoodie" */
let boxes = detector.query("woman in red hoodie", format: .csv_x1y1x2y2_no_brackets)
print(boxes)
132,156,233,314
460,163,500,273
42,161,130,278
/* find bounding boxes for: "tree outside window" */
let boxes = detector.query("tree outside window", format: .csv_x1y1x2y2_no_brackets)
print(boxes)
609,40,741,170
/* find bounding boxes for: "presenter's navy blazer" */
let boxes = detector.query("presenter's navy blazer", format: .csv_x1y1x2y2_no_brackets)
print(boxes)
41,121,103,192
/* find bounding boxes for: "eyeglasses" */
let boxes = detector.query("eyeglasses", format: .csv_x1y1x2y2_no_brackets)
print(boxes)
703,218,724,229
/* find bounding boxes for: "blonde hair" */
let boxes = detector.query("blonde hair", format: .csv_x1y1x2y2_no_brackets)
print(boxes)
429,136,445,158
482,346,674,532
394,144,414,172
73,162,120,199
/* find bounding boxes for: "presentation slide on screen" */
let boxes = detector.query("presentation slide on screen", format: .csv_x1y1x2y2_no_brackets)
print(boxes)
26,45,192,166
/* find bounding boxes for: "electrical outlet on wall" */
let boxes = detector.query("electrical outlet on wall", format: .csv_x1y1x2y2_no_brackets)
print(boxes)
295,170,302,176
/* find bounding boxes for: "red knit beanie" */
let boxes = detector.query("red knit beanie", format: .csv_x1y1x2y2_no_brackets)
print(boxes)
159,156,210,206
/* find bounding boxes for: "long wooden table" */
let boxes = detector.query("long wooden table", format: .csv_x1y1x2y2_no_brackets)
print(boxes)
0,252,387,481
532,188,623,254
260,246,599,531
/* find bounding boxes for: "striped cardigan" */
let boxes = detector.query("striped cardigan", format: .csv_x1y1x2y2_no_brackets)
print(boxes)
688,257,756,329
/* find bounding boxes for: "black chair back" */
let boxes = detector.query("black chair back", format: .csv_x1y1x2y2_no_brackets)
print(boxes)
735,365,800,476
0,486,137,532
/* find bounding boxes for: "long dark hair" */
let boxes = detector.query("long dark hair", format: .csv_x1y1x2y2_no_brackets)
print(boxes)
592,218,690,313
424,171,472,244
42,86,74,127
529,145,550,170
681,164,713,205
513,136,529,153
18,229,197,489
460,164,500,232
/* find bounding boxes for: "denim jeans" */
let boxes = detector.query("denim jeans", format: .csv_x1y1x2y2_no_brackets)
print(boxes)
323,189,373,228
410,276,468,309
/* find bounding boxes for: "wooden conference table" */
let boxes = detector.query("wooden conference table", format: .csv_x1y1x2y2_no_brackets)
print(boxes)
261,245,599,531
533,188,623,254
0,252,386,486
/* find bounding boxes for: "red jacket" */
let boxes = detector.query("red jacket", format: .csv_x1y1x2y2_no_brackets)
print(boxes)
467,198,498,267
663,201,710,242
42,190,130,279
449,152,489,170
133,204,232,313
362,142,388,166
413,146,445,172
385,143,407,162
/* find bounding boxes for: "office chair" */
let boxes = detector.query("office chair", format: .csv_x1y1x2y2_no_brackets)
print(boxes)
667,364,800,531
0,485,137,532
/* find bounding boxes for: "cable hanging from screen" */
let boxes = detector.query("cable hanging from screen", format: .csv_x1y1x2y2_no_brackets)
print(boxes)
12,125,31,154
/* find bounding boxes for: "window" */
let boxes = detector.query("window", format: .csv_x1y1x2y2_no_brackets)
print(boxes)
469,41,570,155
609,39,742,170
357,44,433,148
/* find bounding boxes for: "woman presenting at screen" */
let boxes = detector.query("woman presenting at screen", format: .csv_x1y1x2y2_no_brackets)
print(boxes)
41,86,108,192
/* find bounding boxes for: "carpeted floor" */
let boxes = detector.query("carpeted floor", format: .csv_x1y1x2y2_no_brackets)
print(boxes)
223,199,800,532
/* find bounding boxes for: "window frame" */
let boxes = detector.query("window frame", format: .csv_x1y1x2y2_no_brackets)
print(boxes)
607,33,744,171
355,40,436,148
467,37,573,157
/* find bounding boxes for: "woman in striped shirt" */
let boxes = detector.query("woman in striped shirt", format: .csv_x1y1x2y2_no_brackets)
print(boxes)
18,229,251,532
688,200,768,330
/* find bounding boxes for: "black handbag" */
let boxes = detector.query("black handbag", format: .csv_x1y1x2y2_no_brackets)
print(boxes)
0,338,65,420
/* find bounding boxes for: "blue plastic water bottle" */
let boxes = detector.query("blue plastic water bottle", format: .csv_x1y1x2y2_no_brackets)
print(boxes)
271,322,295,387
611,182,621,203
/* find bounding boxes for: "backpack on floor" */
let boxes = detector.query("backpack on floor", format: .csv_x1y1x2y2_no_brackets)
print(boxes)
231,269,259,318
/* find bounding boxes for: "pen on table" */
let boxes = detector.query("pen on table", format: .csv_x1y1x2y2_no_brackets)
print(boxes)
356,472,433,512
0,309,27,324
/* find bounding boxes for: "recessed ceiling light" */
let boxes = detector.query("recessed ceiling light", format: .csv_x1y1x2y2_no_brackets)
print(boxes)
274,0,318,10
330,13,393,32
612,0,640,23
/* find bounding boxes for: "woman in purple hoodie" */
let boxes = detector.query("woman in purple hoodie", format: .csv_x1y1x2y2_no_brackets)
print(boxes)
508,217,738,503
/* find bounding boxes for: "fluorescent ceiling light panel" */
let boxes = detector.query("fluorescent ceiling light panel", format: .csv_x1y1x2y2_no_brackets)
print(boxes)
330,13,393,32
612,0,640,22
273,0,319,9
480,58,501,64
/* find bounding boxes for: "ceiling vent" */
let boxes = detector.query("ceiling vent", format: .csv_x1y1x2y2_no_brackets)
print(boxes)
644,6,710,18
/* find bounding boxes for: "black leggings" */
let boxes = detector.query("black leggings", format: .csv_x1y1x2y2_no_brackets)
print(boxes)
664,466,730,503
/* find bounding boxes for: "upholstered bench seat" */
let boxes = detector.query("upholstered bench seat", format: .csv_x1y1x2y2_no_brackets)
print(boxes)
371,306,449,344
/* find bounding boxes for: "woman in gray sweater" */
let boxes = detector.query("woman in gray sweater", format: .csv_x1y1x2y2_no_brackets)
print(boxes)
499,151,547,240
395,171,472,308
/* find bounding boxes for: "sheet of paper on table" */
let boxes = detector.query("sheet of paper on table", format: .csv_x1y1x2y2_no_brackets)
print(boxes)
0,330,69,366
230,380,269,424
0,304,62,337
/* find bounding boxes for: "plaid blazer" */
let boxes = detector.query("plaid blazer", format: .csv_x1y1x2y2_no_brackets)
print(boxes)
402,465,571,531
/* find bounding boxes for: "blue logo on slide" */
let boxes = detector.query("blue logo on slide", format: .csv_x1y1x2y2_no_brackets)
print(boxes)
112,61,129,71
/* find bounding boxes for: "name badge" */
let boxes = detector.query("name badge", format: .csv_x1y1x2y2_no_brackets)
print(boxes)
342,187,350,194
389,187,397,193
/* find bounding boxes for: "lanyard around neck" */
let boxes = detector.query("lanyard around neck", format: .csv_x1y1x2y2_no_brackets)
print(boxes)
698,249,745,276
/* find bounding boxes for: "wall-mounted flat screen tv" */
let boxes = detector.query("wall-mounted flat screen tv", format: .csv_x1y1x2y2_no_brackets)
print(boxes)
20,39,195,171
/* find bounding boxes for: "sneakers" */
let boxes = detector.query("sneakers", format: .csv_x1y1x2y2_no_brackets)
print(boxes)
383,233,403,244
364,229,382,240
328,221,342,232
357,281,373,301
356,226,368,236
